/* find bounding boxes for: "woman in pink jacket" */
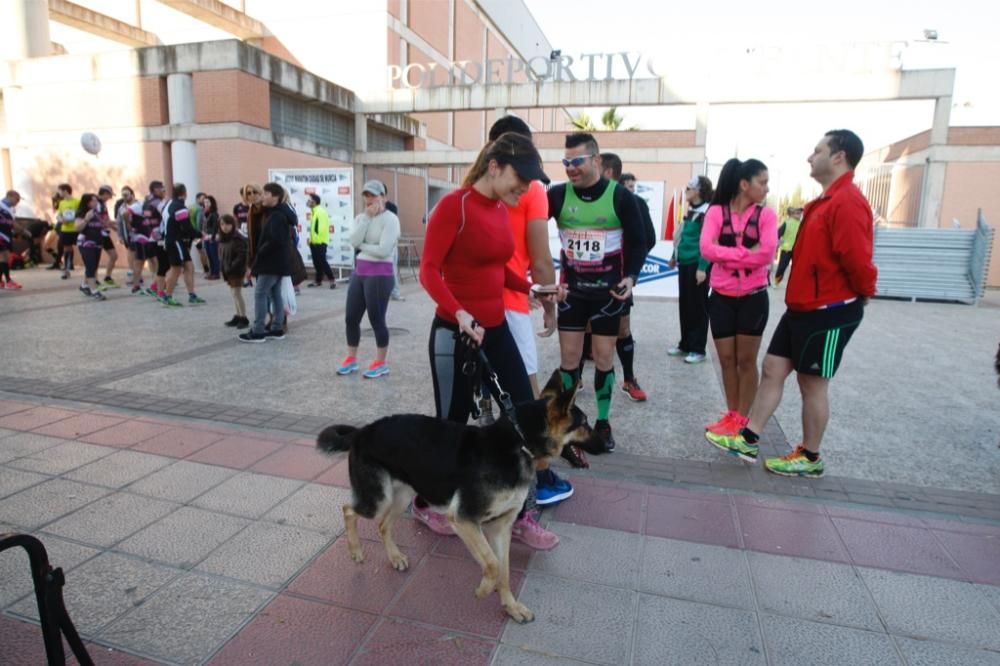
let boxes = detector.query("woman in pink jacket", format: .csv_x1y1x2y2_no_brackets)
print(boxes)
699,158,778,438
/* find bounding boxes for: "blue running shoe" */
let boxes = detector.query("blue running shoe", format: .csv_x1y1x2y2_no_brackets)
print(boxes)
535,468,574,506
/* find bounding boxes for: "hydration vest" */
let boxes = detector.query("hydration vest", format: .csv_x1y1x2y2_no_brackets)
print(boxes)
718,204,762,277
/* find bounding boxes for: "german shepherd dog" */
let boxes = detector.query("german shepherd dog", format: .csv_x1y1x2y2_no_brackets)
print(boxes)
316,370,605,623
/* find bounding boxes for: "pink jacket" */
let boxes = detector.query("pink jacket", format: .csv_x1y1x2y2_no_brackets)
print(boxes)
699,203,778,297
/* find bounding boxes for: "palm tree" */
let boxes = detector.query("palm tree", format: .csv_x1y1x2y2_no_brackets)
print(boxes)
601,107,623,131
569,112,596,131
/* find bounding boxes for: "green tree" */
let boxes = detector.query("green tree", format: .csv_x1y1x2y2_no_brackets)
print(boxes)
601,107,623,131
569,112,596,131
778,184,807,216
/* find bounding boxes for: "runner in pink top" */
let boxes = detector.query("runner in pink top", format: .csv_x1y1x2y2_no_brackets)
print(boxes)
699,158,778,439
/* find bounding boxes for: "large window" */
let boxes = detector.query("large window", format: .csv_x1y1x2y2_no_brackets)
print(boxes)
270,90,353,151
368,127,406,152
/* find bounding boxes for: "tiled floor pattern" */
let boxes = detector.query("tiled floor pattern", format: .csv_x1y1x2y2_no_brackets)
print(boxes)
2,399,1000,665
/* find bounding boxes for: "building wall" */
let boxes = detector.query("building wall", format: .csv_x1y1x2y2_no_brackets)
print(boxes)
192,71,270,129
940,161,1000,286
197,139,351,214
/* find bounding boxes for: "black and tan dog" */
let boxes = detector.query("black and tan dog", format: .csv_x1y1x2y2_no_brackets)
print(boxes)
316,370,605,623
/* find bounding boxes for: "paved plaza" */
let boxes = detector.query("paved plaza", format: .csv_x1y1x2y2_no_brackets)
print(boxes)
2,266,999,665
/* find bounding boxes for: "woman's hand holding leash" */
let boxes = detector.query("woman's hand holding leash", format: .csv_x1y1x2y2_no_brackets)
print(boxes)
455,309,484,346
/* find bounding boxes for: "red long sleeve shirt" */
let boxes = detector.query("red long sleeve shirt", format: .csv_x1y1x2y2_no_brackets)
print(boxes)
420,187,532,327
786,171,878,311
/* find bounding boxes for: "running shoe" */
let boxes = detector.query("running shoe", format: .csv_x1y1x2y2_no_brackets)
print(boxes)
765,446,824,478
91,290,107,301
238,331,268,343
79,284,89,295
363,360,389,378
667,346,685,357
102,277,121,289
594,419,616,453
705,411,745,436
235,316,250,330
144,287,158,297
131,286,143,295
411,501,454,535
188,294,206,305
684,352,707,364
224,315,240,327
337,356,359,375
162,295,183,308
704,430,759,463
621,379,647,402
4,279,22,290
535,469,573,506
0,280,4,289
61,272,69,280
266,329,285,340
306,282,322,288
511,511,559,550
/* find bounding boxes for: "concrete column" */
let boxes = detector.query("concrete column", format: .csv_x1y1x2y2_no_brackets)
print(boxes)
170,141,198,194
693,102,709,176
355,113,368,153
3,0,51,60
166,73,198,191
918,95,951,228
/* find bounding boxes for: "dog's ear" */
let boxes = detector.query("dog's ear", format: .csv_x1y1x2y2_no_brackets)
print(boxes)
540,369,564,399
551,381,578,415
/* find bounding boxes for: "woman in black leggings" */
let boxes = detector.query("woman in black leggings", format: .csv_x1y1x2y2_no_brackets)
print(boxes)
416,132,563,550
336,181,400,379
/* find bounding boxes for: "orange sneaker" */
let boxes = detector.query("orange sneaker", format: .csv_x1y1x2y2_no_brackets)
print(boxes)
705,411,736,433
621,379,647,402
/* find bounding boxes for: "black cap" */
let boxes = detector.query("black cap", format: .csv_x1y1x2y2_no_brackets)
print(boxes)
308,193,321,205
507,153,550,185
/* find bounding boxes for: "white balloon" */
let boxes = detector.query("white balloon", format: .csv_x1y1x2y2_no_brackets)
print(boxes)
80,132,101,156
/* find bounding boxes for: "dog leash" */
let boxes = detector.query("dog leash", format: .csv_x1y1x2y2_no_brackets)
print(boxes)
455,325,529,447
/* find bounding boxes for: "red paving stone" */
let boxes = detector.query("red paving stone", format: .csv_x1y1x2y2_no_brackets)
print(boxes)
738,505,850,562
645,494,741,548
131,428,224,459
32,413,127,439
186,436,283,469
80,420,171,448
209,594,376,666
825,504,927,528
386,555,524,639
249,445,335,481
432,531,535,571
932,529,1000,585
352,618,495,666
313,459,350,487
0,400,35,417
832,517,964,579
733,493,825,514
0,406,79,432
551,476,644,533
287,537,427,614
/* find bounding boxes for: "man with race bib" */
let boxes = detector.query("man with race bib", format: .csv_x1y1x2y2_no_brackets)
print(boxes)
548,133,648,452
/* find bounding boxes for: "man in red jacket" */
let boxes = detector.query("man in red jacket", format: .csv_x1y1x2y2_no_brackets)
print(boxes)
705,129,877,477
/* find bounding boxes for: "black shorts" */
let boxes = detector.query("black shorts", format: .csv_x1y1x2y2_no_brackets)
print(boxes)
134,242,157,261
59,230,77,248
557,292,627,336
167,240,192,267
101,235,115,251
156,245,170,276
767,300,863,378
709,289,769,339
27,221,50,239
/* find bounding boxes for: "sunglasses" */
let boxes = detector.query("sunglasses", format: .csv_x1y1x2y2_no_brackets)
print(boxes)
562,155,594,168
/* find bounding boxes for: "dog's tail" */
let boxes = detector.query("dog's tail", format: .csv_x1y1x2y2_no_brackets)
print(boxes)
316,424,359,454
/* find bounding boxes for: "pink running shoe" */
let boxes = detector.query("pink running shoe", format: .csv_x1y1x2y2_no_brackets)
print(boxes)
705,411,737,435
4,279,21,290
411,501,455,536
511,512,559,550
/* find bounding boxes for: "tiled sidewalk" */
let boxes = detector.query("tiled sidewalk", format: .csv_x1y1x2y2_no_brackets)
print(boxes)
2,398,1000,665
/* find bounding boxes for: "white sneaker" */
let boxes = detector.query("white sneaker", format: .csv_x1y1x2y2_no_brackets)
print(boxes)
684,352,707,364
667,346,685,357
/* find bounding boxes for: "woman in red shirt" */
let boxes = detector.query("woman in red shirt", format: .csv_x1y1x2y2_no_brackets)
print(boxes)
417,131,563,549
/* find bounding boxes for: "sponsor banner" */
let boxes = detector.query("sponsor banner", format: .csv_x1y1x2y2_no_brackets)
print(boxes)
269,168,355,268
